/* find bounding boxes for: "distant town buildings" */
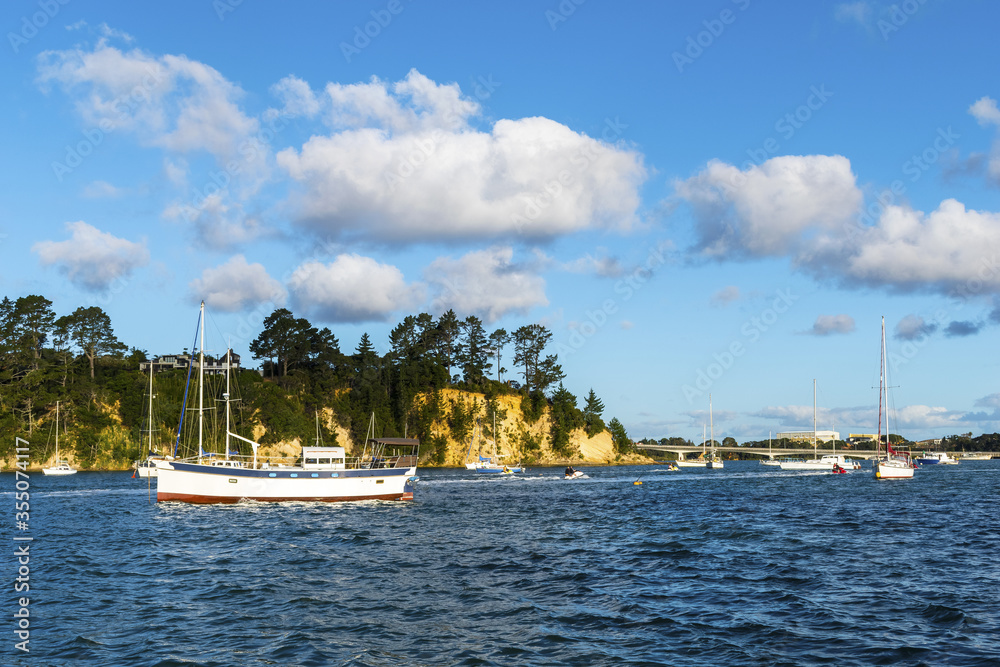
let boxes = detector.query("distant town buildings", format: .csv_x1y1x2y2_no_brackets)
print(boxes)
138,351,240,376
776,430,841,444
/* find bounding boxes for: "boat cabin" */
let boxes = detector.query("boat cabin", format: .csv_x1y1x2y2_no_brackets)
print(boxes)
301,446,347,470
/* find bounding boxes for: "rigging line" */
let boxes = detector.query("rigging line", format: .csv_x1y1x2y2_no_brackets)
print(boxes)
173,308,202,457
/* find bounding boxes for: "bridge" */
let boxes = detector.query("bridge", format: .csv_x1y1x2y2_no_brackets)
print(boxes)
635,444,995,461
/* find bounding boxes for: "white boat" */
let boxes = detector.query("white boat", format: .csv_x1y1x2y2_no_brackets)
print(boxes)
564,468,586,479
706,395,723,469
959,453,990,461
464,413,522,474
42,401,77,476
761,432,782,466
778,381,857,472
156,302,419,504
873,317,914,480
134,360,162,478
916,452,958,465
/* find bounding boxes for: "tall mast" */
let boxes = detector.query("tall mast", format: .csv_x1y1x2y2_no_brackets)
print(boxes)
224,345,231,460
813,379,817,458
147,359,154,456
55,400,59,459
198,300,205,458
878,316,885,457
709,393,714,456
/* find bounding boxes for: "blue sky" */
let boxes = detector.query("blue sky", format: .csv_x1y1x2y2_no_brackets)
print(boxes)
3,0,1000,443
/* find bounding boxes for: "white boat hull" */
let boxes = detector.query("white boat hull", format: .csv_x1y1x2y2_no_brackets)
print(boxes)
42,465,77,476
875,458,914,479
157,462,418,503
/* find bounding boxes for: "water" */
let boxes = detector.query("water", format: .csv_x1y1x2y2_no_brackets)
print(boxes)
5,460,1000,666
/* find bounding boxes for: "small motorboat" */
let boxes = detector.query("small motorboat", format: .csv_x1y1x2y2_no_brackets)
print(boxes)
831,464,847,474
667,463,680,472
564,467,586,480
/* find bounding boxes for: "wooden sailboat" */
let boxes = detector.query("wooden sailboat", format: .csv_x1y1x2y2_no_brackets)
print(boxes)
42,401,77,476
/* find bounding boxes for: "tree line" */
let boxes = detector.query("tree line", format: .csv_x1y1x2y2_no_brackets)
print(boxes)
0,295,618,466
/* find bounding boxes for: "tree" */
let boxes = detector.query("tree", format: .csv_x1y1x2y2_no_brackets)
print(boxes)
58,306,127,379
608,417,632,455
722,436,737,448
12,295,56,371
512,324,552,391
249,308,316,377
487,328,510,381
549,383,583,456
456,315,489,386
435,310,460,381
582,389,606,437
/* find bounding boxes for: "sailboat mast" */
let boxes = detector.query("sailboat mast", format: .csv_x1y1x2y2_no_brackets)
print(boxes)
813,379,817,458
198,300,205,457
55,400,59,459
878,316,885,457
147,360,154,456
710,393,714,455
225,346,231,460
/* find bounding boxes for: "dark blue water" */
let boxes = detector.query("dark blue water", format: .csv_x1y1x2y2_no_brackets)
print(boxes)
5,461,1000,666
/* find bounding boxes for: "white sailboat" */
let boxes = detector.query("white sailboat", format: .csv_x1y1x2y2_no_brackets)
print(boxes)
134,360,166,478
874,316,914,480
42,401,77,476
778,380,854,471
706,394,724,468
465,412,522,473
760,431,781,466
156,302,419,503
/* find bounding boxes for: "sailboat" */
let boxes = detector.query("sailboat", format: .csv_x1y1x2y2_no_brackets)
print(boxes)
760,431,781,466
134,360,168,478
778,381,855,471
155,302,420,503
42,401,77,476
706,394,724,468
874,316,914,480
465,413,522,473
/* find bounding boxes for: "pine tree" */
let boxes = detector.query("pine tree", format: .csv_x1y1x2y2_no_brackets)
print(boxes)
582,389,606,437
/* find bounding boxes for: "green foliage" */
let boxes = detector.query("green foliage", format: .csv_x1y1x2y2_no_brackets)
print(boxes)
520,390,546,425
582,388,606,437
447,393,475,445
549,383,583,458
608,417,632,455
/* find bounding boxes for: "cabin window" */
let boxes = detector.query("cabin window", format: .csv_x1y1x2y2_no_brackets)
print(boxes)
305,458,319,465
318,458,331,465
229,479,237,484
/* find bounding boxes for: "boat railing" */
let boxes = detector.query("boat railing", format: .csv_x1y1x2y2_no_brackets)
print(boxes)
175,451,419,471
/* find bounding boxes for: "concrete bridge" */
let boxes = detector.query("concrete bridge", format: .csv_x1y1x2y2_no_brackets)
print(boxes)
636,444,995,461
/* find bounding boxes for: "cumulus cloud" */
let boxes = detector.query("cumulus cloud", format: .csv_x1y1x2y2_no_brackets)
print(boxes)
288,254,424,323
37,38,260,168
33,221,149,291
425,246,548,323
163,193,268,249
970,97,1000,127
810,199,1000,293
711,285,741,306
674,155,862,259
189,255,286,312
895,314,937,340
269,75,320,119
277,69,646,243
806,314,855,336
966,96,1000,183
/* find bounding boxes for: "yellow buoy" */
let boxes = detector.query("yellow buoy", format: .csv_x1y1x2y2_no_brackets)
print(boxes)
633,481,642,485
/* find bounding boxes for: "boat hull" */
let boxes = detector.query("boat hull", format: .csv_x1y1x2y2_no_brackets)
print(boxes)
157,462,417,504
875,459,914,479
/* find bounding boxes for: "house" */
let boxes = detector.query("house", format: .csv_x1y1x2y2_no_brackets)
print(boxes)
139,351,240,376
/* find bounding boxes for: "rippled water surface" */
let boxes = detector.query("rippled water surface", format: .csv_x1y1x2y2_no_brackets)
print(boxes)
5,460,1000,665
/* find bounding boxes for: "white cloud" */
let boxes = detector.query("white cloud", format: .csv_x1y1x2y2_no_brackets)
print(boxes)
969,96,1000,127
269,75,320,119
674,155,862,259
895,314,937,340
811,199,1000,293
33,221,149,291
425,246,548,323
277,69,646,243
189,255,287,312
562,252,624,278
163,193,269,250
288,254,424,323
37,39,260,167
807,314,855,335
81,180,125,198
